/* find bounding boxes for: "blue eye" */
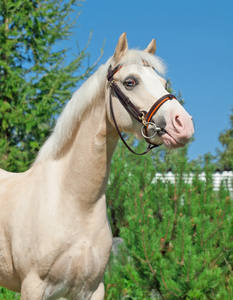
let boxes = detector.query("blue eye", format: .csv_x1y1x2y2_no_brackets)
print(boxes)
125,79,136,86
124,77,138,89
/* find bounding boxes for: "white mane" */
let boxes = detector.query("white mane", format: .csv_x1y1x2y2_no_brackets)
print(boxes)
35,50,166,163
118,50,166,76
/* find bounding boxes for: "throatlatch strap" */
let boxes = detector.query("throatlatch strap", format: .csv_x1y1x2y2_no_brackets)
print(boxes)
110,81,144,122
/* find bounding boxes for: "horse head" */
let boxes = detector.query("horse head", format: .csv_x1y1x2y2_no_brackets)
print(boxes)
106,33,194,150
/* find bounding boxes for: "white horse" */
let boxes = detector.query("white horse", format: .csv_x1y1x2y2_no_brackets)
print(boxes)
0,33,194,300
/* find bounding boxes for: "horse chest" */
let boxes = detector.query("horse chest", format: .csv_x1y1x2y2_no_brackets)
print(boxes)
42,236,112,299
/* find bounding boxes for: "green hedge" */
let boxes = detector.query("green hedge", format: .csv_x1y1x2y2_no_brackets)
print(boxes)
105,143,233,299
0,287,20,299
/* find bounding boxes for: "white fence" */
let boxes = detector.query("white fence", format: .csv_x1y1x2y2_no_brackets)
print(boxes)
153,170,233,193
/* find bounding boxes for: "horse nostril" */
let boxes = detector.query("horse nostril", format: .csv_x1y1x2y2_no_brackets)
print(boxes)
175,116,183,127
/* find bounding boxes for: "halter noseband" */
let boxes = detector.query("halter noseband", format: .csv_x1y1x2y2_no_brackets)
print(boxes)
107,62,176,155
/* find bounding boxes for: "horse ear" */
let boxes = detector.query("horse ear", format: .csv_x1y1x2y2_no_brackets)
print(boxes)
145,39,157,55
114,32,128,63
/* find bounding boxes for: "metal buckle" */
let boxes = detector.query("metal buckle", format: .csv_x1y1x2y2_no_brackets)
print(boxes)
141,122,161,139
109,80,115,87
138,112,147,126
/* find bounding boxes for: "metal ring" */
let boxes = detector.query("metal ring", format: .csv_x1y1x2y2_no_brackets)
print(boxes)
141,122,161,139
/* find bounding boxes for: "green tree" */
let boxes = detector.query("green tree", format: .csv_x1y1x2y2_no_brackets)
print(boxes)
218,108,233,169
105,143,233,299
0,287,20,299
0,0,94,172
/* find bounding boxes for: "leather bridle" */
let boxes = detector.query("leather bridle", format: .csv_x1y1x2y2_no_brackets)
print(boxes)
107,62,176,155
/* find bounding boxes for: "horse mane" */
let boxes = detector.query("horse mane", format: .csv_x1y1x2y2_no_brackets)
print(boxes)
35,50,166,163
117,49,167,75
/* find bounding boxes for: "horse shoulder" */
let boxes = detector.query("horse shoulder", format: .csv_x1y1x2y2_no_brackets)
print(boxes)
0,168,18,180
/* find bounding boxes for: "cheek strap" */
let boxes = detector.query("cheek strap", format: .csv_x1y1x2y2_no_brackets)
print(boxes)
109,88,159,155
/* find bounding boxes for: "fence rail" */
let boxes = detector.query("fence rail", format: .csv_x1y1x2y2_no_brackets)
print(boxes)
153,171,233,192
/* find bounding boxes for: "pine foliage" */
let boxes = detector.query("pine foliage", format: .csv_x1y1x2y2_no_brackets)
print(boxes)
218,108,233,170
105,143,233,299
0,0,93,171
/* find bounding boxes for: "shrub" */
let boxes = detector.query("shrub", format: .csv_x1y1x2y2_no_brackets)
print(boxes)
105,144,233,299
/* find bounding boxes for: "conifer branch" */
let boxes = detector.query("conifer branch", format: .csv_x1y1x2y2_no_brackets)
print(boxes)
160,218,171,255
160,269,179,297
204,222,223,246
195,250,226,278
126,268,143,287
180,222,185,265
139,190,156,275
224,257,233,274
170,176,178,241
186,252,192,283
131,250,147,264
210,252,224,268
141,228,156,275
200,219,205,247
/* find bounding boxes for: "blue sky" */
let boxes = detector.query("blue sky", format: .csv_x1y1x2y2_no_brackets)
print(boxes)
65,0,233,160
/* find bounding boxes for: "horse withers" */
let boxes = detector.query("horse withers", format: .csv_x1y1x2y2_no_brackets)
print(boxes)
0,33,194,299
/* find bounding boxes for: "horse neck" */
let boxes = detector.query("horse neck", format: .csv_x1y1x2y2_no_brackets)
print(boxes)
52,91,118,207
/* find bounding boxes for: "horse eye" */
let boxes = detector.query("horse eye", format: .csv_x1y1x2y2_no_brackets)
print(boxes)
124,78,138,89
126,79,136,86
